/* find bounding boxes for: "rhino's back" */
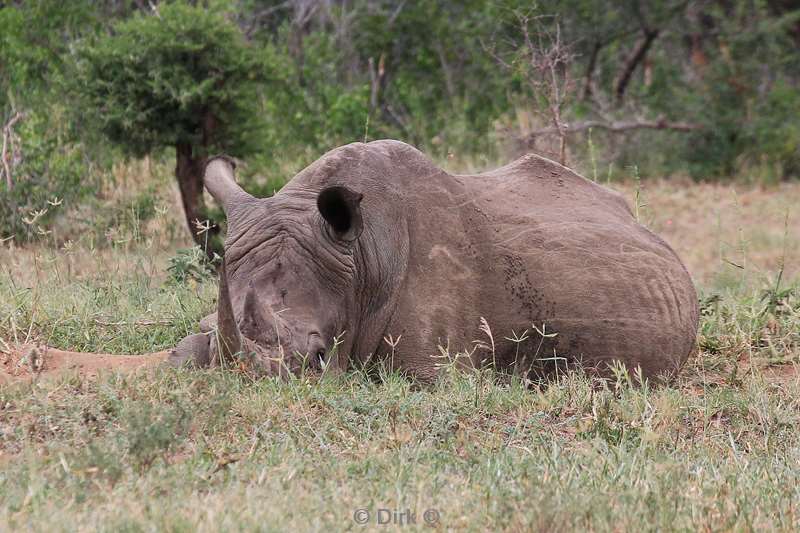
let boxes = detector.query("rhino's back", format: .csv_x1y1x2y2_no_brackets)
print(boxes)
458,154,698,379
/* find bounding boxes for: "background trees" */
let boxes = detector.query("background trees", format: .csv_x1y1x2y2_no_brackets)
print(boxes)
1,0,798,244
73,2,275,257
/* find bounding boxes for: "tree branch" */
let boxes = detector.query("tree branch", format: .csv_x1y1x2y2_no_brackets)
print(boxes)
613,28,660,104
243,1,293,38
523,116,702,140
582,41,603,101
368,54,386,111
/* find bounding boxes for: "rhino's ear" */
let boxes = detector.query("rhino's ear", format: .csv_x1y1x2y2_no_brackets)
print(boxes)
317,186,363,242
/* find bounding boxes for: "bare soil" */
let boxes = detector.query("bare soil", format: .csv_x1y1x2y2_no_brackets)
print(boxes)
0,344,169,384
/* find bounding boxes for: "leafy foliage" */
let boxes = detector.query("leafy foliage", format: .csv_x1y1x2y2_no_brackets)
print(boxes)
71,1,273,158
167,246,219,285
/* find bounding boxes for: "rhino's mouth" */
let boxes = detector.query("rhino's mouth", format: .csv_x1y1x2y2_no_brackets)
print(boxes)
206,331,327,381
168,261,329,378
243,337,328,374
169,332,296,378
218,336,291,377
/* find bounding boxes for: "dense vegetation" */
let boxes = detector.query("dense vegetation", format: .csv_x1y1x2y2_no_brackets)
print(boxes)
1,0,798,244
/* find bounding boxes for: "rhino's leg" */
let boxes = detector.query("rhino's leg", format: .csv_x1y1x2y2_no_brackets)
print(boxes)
167,333,211,368
199,312,218,333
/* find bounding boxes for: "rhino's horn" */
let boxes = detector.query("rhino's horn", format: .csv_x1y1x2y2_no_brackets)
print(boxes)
204,155,254,213
216,260,242,363
242,282,270,332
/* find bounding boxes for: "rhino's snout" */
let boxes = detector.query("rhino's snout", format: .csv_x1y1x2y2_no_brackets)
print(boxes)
187,310,330,375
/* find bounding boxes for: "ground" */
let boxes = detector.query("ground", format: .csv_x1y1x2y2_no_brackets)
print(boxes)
0,166,798,530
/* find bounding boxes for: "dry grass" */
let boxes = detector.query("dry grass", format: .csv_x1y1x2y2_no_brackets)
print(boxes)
0,158,798,531
613,179,799,287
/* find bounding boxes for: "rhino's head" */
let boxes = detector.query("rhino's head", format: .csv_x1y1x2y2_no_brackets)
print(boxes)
172,156,365,377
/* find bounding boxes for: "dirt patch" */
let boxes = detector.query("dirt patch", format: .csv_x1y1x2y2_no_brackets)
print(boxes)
756,364,800,384
0,344,170,384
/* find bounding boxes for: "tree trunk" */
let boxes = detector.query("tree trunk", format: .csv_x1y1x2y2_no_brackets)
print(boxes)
582,41,602,101
614,28,660,105
175,142,220,259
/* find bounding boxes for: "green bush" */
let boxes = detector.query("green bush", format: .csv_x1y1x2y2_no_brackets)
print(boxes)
0,110,95,242
167,246,219,285
71,2,272,158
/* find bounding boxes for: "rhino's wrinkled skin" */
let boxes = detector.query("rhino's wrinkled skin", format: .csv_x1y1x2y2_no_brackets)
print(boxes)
169,140,698,382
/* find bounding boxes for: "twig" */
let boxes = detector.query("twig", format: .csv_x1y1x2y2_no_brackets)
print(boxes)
489,13,574,164
93,318,175,327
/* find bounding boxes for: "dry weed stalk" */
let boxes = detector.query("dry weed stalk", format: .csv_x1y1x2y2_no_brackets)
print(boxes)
1,110,24,190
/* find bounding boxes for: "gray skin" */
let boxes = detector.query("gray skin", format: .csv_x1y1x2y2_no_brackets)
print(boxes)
168,140,698,383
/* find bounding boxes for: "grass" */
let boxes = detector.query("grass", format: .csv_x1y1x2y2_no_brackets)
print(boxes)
2,337,800,530
619,178,800,288
0,161,799,531
0,242,216,355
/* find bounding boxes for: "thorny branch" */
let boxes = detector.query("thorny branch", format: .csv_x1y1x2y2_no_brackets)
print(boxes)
487,10,702,162
519,15,574,165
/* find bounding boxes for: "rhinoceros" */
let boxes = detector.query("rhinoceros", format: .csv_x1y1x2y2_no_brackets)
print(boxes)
168,140,698,382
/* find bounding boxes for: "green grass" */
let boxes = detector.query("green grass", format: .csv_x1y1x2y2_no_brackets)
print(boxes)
1,174,799,531
2,351,800,530
0,247,798,531
0,253,215,354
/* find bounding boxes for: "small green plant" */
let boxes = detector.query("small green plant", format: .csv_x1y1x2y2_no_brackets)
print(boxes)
167,247,219,285
630,164,645,223
587,127,598,182
123,401,191,472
